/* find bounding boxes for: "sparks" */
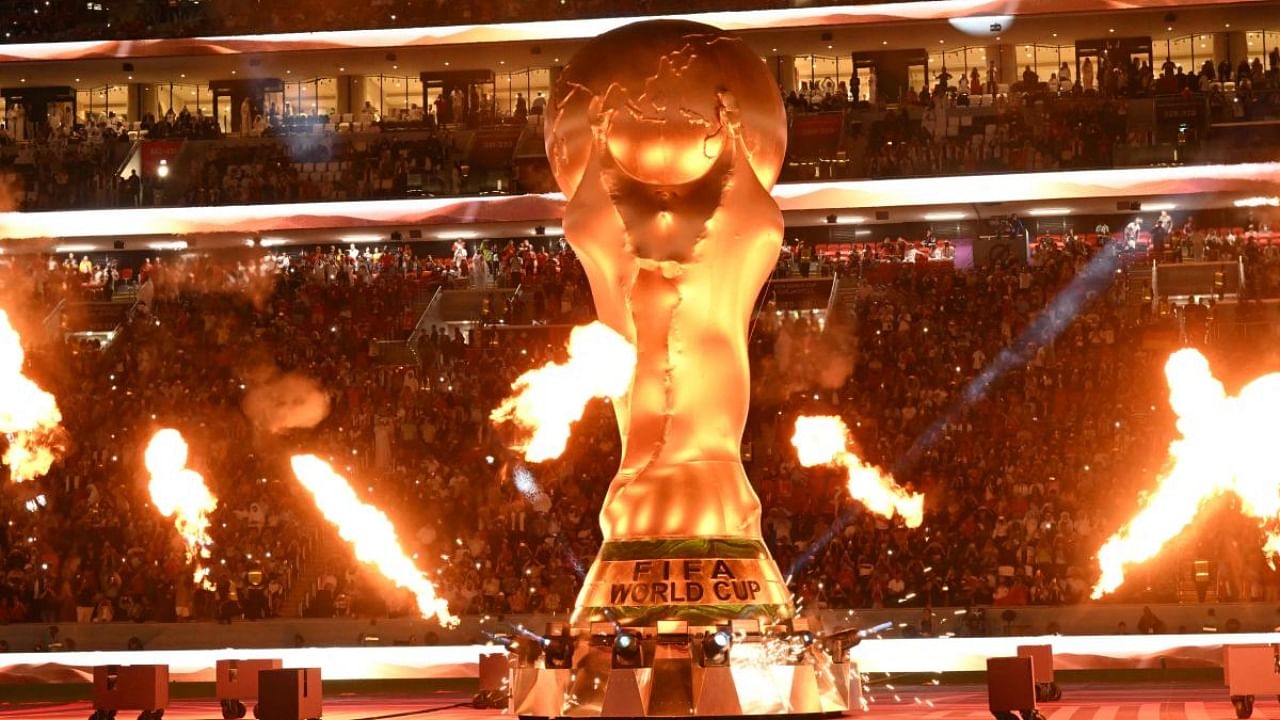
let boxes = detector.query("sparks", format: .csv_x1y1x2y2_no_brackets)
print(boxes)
791,415,923,527
145,429,217,588
290,454,457,626
490,321,636,462
0,310,62,482
1092,349,1280,598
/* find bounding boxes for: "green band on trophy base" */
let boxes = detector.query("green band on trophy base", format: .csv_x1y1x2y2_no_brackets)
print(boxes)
598,538,773,561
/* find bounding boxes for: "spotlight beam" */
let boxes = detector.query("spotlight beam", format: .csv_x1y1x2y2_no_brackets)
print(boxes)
896,243,1124,476
788,244,1124,582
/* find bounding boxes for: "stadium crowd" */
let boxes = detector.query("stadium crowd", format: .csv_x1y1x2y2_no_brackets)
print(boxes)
0,239,598,627
0,119,461,211
1,208,1278,634
863,96,1131,178
2,58,1279,210
184,131,459,207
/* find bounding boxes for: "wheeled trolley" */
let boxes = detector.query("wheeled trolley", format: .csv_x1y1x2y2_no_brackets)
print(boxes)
256,667,322,720
1224,644,1280,719
987,656,1046,720
216,658,283,719
91,664,169,720
1017,644,1061,702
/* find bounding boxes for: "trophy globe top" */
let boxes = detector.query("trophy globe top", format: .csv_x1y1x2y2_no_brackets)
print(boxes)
546,20,786,202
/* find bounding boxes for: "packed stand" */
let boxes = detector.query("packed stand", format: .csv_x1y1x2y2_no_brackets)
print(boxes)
0,221,1276,634
0,116,135,211
185,132,457,206
0,240,596,628
863,96,1129,178
3,63,1279,211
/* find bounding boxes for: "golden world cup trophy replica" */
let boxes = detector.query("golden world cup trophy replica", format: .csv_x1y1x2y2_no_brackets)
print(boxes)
508,20,859,718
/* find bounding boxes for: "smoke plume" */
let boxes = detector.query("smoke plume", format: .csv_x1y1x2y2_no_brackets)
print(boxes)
240,366,331,434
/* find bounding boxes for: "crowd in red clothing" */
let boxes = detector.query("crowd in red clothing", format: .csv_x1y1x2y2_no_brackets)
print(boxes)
0,221,1275,637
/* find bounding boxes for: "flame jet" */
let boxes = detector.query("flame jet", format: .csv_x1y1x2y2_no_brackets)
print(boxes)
290,455,456,626
791,415,924,527
0,310,62,482
145,429,217,588
1092,349,1280,598
490,321,636,462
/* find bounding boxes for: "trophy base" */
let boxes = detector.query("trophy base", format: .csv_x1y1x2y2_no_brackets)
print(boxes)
512,535,852,716
507,619,863,718
571,538,795,627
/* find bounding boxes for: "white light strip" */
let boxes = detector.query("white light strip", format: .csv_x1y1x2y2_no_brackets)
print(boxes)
0,633,1275,682
148,241,188,251
0,645,492,682
1,0,1256,64
773,163,1279,209
0,193,563,242
1,164,1277,244
437,230,481,240
1235,196,1279,207
923,212,966,221
341,234,384,243
1027,207,1072,216
1142,202,1178,211
848,631,1280,673
53,244,97,253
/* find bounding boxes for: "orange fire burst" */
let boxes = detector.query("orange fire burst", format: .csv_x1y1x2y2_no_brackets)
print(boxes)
1092,349,1280,598
145,429,217,588
791,415,924,527
490,321,636,462
289,455,457,626
0,309,62,482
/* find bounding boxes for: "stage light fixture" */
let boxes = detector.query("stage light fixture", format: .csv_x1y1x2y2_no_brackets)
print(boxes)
821,626,864,660
508,637,543,666
784,619,817,664
612,630,643,668
543,623,573,669
701,627,732,666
